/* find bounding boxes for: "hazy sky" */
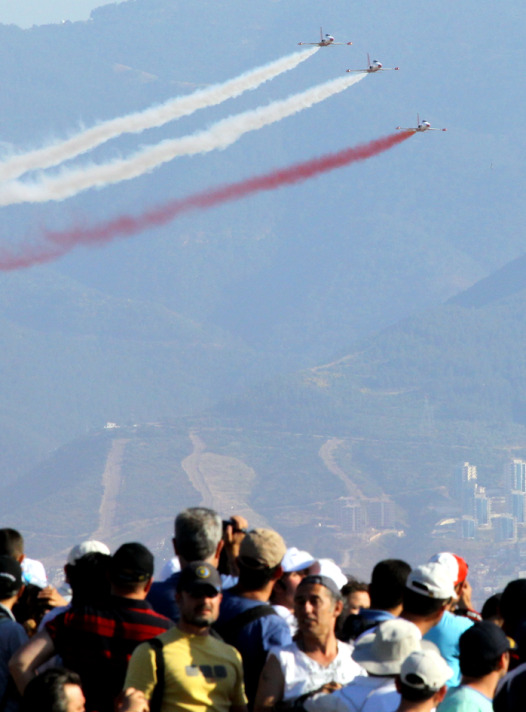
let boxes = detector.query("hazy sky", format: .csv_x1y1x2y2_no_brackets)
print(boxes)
0,0,124,27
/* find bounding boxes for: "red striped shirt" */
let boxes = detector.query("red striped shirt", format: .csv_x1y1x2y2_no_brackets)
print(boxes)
46,596,173,712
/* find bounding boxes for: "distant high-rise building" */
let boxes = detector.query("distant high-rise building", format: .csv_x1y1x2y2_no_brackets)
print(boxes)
511,491,526,523
460,516,476,540
455,462,478,496
492,514,517,543
507,460,526,493
474,486,491,526
366,499,395,529
338,500,366,533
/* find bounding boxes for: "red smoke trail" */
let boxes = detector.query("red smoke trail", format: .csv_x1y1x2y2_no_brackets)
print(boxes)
0,131,412,270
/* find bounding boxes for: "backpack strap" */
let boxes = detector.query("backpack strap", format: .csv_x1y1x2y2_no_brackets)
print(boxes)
214,604,277,641
148,637,165,712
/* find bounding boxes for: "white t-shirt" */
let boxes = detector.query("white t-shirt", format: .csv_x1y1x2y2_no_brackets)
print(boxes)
270,640,366,701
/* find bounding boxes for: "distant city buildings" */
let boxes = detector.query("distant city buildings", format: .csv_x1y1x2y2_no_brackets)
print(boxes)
335,496,396,533
455,459,526,543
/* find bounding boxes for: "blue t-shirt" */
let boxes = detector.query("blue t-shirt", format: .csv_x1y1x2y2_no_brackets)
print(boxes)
214,591,292,705
439,685,493,712
147,572,181,621
424,610,473,687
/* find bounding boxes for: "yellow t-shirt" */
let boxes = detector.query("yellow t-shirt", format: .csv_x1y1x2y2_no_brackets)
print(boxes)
124,627,247,712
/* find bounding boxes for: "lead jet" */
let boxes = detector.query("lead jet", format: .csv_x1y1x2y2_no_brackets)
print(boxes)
346,54,399,73
396,114,447,132
298,27,352,46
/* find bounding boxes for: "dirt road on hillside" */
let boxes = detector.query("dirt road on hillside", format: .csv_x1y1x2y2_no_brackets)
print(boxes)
318,438,364,499
92,438,130,542
181,432,268,526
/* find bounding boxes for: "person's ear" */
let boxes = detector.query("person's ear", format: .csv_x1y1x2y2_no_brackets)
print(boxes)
333,598,344,617
434,685,448,704
271,565,283,582
214,539,225,560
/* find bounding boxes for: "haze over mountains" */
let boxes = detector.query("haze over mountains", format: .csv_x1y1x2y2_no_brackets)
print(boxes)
0,0,524,574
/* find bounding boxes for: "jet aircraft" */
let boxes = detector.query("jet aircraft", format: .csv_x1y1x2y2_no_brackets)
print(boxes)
346,54,399,73
396,114,447,132
298,27,352,46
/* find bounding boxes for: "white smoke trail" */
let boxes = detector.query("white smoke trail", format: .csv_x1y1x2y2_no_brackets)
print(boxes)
0,49,318,182
0,73,366,206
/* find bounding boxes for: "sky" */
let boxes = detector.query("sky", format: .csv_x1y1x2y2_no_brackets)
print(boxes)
0,0,123,27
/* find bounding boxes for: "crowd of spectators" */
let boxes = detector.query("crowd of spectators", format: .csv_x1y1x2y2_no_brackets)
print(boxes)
0,514,525,711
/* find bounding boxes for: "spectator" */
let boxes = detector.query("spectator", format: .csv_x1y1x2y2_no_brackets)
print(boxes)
480,593,503,626
218,516,249,577
423,556,473,687
393,649,451,712
400,563,454,639
214,528,292,708
10,543,172,712
0,529,47,591
255,574,364,712
493,612,526,711
428,552,481,622
0,555,28,712
340,560,411,642
125,562,247,712
341,578,370,618
0,531,25,564
440,621,510,711
148,507,240,621
21,667,85,712
38,541,111,630
499,578,526,654
0,529,51,633
306,618,430,712
270,547,317,635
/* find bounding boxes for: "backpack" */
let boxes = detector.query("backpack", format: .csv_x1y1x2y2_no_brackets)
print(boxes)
213,603,278,643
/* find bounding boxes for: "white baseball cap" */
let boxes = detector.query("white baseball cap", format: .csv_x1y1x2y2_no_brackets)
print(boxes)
428,552,468,586
311,558,347,590
67,540,110,566
406,563,456,600
281,547,317,573
21,558,48,588
400,649,453,692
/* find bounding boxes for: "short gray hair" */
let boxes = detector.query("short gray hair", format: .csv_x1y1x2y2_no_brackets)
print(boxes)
175,507,222,562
